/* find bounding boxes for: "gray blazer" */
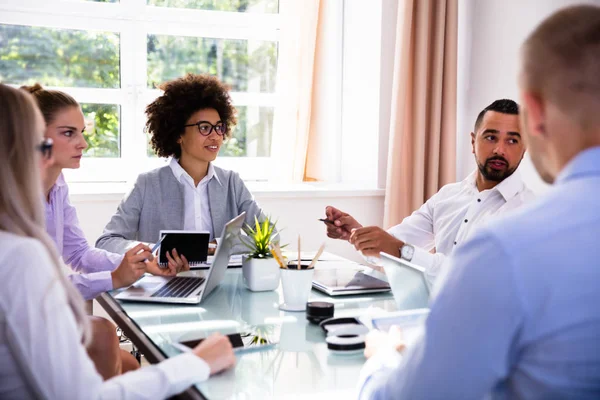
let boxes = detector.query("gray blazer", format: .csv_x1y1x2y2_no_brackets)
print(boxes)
95,165,265,254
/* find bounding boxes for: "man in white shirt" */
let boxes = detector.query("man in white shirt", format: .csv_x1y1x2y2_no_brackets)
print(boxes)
326,99,534,283
358,5,600,399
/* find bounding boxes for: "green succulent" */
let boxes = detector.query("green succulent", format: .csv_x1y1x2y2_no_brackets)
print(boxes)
240,216,279,259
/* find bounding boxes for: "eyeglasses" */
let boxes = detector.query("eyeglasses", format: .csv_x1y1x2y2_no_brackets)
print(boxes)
37,138,53,160
184,121,227,137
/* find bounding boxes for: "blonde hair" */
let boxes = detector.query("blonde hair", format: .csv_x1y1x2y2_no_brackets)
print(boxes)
521,4,600,130
0,83,90,345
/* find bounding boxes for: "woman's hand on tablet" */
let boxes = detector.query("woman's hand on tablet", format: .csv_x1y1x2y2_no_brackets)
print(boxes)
193,333,236,375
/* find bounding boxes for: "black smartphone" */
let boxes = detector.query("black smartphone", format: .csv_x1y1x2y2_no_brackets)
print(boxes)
181,333,244,349
318,218,336,225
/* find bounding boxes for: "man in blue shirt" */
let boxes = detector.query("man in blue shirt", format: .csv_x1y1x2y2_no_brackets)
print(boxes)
359,5,600,399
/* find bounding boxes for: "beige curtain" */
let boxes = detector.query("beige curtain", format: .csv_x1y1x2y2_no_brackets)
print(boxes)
270,0,324,182
384,0,458,228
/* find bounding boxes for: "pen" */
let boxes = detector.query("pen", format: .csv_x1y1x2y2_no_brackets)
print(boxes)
170,342,193,354
318,218,336,225
145,234,167,263
151,234,167,253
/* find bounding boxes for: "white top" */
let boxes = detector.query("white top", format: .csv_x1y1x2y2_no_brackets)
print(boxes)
0,231,210,400
387,169,534,284
358,146,600,399
169,158,220,238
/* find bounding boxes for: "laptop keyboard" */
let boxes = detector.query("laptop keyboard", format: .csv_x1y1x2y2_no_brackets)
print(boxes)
151,277,206,298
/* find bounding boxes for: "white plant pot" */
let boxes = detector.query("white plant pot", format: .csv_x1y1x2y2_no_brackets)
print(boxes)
242,256,281,292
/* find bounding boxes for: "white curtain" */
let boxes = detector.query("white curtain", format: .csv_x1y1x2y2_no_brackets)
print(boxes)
269,0,323,182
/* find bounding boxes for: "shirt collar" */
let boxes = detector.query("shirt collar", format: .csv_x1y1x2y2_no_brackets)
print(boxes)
55,173,67,187
556,146,600,185
169,158,221,186
494,168,525,201
48,173,67,200
463,167,526,202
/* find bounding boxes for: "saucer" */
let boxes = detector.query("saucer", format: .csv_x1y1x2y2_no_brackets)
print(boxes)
279,302,306,312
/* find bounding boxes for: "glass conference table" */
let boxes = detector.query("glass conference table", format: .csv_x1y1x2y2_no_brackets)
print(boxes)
98,258,399,400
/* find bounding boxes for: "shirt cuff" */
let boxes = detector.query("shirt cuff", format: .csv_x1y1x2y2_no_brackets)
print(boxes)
411,246,436,274
358,348,403,399
155,353,211,395
68,271,114,300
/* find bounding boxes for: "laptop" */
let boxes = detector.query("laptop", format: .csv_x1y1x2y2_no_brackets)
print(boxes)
312,263,391,296
379,252,431,310
115,212,246,304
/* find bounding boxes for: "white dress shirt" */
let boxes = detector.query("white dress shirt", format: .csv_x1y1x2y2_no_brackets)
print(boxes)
388,169,534,283
358,146,600,399
0,231,210,399
169,158,220,238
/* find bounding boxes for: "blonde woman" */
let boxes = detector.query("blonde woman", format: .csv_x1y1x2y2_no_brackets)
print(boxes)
0,83,235,398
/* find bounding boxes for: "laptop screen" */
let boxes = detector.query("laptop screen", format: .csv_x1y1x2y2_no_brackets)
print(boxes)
379,253,430,310
202,212,246,299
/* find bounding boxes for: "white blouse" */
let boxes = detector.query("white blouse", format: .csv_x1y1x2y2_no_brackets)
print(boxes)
0,231,209,399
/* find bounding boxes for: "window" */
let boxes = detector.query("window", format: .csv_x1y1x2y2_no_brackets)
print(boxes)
0,0,280,182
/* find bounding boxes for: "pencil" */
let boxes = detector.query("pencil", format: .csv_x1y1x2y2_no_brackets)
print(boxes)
308,243,325,269
297,235,301,270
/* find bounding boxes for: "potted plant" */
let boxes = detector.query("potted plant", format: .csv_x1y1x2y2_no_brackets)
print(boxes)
240,216,281,292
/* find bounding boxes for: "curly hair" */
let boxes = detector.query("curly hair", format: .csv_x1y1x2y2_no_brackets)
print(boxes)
146,74,237,158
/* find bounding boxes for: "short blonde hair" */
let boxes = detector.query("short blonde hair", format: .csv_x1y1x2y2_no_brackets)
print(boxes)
521,4,600,130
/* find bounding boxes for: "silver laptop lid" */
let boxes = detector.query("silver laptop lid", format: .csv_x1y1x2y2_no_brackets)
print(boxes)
379,252,431,311
311,265,391,296
201,212,246,299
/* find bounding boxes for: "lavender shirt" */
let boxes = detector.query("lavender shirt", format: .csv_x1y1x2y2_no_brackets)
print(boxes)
45,174,122,300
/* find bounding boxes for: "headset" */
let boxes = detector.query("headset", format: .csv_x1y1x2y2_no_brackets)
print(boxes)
320,317,370,354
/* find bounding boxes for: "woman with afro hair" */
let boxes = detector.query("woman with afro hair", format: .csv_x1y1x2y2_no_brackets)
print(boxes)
96,74,268,256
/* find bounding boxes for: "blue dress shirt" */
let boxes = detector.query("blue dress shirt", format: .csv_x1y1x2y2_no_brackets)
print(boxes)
359,146,600,399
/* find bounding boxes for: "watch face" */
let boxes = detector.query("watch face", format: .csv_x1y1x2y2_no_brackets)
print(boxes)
401,244,414,261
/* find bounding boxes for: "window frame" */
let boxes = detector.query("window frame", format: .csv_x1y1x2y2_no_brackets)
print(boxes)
0,0,281,182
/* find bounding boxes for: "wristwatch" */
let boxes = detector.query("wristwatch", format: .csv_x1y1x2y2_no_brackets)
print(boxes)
400,243,415,262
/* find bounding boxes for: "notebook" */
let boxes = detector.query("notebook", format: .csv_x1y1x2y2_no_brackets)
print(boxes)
158,230,210,267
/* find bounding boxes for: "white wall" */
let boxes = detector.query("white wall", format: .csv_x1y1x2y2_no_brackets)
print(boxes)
457,0,600,193
71,188,384,264
340,0,384,185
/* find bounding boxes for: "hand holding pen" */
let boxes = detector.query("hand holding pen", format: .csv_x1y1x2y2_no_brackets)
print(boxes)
111,243,154,289
321,206,363,241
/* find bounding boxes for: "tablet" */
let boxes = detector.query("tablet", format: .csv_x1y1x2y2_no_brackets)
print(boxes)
179,329,279,353
371,308,429,347
158,230,209,266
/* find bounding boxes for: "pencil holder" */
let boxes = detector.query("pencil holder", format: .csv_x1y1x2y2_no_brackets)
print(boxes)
279,261,314,311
